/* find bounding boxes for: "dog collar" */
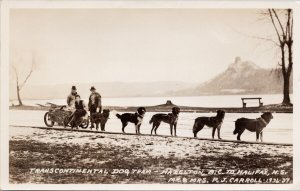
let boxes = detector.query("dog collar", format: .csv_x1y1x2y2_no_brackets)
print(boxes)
259,117,268,126
137,113,144,118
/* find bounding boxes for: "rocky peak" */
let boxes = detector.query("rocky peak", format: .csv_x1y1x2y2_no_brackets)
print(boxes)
228,57,260,73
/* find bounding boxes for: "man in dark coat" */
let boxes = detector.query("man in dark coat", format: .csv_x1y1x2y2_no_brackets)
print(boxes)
69,95,87,128
67,86,77,107
88,86,102,128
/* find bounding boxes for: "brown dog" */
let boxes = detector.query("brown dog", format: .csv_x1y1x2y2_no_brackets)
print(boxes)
90,109,110,131
233,112,273,142
193,110,225,139
149,107,180,136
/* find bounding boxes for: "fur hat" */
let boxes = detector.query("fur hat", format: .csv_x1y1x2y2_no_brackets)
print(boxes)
90,86,96,91
71,86,77,90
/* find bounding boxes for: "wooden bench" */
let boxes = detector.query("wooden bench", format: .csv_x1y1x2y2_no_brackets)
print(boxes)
241,97,263,108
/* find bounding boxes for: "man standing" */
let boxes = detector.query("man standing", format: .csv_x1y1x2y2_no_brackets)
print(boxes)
88,86,102,128
67,86,77,107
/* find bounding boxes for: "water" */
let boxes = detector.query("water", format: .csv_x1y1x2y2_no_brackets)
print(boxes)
9,110,292,144
11,94,292,108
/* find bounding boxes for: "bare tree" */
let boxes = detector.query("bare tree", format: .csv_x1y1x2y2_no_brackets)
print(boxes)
267,9,293,106
12,55,35,106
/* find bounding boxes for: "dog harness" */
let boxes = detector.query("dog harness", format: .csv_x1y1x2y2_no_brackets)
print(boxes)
137,113,144,119
257,117,268,127
136,113,144,125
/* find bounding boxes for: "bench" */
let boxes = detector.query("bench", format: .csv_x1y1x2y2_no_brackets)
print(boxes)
241,97,263,108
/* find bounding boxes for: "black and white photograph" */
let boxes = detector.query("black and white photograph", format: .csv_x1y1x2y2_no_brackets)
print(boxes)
1,0,299,189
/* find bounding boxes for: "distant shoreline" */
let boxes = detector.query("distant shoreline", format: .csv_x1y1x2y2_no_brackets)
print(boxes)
9,93,293,101
9,102,293,113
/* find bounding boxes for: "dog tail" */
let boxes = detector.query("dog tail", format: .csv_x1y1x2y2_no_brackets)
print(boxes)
233,119,240,135
149,116,154,124
233,129,238,135
192,119,198,133
116,114,121,119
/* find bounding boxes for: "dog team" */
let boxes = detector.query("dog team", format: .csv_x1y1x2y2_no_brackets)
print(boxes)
66,86,274,142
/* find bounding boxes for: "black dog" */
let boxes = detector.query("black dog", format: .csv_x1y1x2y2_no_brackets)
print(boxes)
193,110,225,139
90,109,110,131
233,112,273,142
116,107,146,134
149,107,180,136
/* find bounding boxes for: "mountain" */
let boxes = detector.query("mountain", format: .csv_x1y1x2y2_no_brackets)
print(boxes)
168,57,292,96
9,57,292,100
9,81,196,100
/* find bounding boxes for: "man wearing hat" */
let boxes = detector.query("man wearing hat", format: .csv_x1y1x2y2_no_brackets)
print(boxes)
67,86,77,107
88,86,102,128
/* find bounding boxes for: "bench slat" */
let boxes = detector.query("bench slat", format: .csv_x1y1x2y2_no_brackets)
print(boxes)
241,97,262,100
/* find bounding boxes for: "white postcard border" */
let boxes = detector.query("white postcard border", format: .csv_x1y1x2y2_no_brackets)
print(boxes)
1,0,300,190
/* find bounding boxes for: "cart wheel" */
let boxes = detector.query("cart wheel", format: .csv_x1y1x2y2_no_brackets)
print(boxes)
63,116,71,128
44,112,54,127
80,119,89,129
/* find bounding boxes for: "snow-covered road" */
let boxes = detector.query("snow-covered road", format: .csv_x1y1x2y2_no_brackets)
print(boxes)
9,110,293,144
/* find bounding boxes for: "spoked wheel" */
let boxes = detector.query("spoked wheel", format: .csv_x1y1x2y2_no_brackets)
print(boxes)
79,117,89,129
79,120,89,129
44,112,54,127
63,116,71,128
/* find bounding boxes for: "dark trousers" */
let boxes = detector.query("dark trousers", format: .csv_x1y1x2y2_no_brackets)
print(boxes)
74,109,87,118
90,105,97,127
90,105,97,115
90,105,102,114
70,109,87,127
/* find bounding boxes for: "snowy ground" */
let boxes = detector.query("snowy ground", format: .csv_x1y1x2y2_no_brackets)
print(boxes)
9,125,293,184
10,110,293,143
9,126,293,159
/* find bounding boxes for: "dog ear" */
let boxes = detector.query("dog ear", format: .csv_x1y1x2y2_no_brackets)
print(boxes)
267,112,273,118
261,112,267,118
173,106,179,111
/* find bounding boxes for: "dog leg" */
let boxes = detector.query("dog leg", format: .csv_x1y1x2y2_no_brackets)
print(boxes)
151,124,155,135
193,121,198,137
154,123,160,135
237,132,246,141
170,124,173,136
193,131,198,138
90,120,94,129
174,123,177,136
96,123,99,131
217,128,222,139
154,126,158,135
256,131,260,142
260,132,263,142
135,124,138,134
138,124,141,134
136,124,139,134
212,127,216,139
135,123,141,134
193,123,204,138
237,128,245,141
122,122,128,133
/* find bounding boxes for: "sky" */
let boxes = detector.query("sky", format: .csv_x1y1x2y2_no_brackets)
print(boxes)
9,9,280,86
